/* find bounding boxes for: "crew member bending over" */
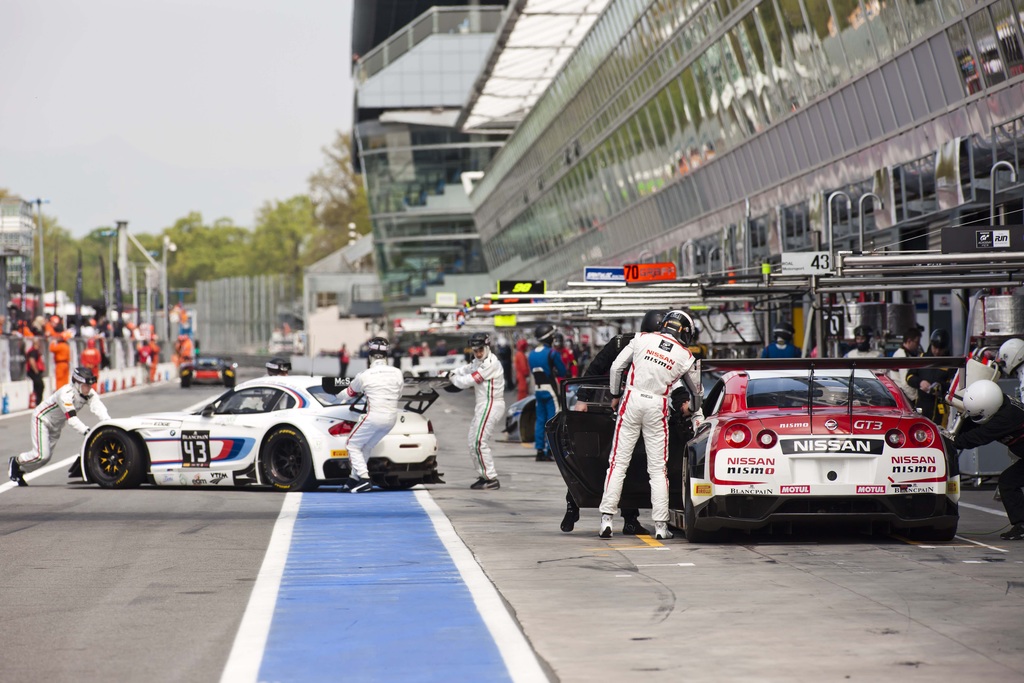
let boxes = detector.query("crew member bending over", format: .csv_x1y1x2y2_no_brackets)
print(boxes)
341,337,404,493
599,311,703,540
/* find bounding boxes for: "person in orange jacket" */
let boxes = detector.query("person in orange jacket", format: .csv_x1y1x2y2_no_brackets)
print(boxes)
80,338,102,384
513,338,530,401
147,336,161,383
49,330,72,389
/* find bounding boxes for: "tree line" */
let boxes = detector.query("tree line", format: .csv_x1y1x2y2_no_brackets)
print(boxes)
4,132,369,304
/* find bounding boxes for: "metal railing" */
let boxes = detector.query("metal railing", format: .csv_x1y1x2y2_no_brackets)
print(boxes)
353,6,504,84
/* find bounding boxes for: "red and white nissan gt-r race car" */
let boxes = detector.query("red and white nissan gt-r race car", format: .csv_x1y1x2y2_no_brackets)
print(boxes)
678,358,960,542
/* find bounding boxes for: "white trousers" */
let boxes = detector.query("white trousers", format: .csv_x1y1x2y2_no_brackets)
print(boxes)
599,389,670,523
468,397,504,480
17,405,65,470
346,412,397,479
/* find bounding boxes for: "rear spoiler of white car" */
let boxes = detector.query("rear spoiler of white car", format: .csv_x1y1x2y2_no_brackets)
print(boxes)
320,376,439,415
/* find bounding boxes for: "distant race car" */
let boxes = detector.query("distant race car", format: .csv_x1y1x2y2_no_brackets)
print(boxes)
180,356,237,388
77,375,442,491
547,358,961,542
504,395,536,443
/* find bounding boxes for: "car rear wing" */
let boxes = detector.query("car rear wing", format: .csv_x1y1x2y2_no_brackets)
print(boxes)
702,356,964,433
320,376,439,414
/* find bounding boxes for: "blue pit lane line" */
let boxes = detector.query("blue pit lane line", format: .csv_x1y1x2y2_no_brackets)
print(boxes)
221,490,546,683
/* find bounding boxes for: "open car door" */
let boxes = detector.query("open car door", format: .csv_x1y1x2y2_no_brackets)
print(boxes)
547,376,685,509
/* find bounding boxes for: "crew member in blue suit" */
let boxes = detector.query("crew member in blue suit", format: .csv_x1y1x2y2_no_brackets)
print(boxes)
529,323,567,461
761,321,800,358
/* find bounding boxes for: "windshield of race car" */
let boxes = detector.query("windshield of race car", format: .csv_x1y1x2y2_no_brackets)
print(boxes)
746,376,897,409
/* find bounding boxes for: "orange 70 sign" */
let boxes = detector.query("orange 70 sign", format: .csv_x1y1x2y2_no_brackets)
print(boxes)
623,262,677,283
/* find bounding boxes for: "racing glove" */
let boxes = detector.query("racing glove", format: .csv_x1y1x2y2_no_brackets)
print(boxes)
691,410,705,432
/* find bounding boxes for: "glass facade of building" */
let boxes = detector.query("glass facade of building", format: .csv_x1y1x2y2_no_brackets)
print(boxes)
353,5,507,307
356,121,502,299
473,0,1024,284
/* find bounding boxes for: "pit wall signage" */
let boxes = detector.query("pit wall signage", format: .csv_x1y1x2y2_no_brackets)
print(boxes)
941,225,1024,253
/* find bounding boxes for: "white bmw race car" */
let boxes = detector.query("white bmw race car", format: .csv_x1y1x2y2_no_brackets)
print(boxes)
77,375,442,491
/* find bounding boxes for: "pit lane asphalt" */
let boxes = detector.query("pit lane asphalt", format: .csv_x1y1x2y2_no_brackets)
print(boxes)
1,370,1023,682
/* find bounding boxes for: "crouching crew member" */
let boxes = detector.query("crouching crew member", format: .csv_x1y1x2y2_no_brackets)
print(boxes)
954,380,1024,540
10,367,110,486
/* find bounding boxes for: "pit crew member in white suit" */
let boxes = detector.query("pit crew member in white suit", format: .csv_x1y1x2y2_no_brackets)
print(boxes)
342,337,405,493
9,367,110,486
998,338,1024,401
599,311,703,540
449,331,506,490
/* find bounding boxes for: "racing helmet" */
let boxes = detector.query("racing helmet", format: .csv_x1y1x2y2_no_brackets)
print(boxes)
71,366,97,394
468,332,491,349
265,357,291,376
929,328,950,351
534,324,555,344
660,310,695,344
367,336,390,360
998,338,1024,375
962,379,1005,424
640,310,664,333
772,321,795,344
853,324,873,339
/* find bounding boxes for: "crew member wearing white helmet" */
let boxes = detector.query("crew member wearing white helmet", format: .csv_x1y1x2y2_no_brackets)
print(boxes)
953,380,1024,540
448,332,505,490
599,310,703,540
9,367,111,486
340,337,405,493
997,338,1024,401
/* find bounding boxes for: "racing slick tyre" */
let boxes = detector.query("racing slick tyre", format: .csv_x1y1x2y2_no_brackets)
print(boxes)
180,374,192,388
518,403,536,443
223,376,236,389
260,427,319,492
85,427,147,489
684,465,717,543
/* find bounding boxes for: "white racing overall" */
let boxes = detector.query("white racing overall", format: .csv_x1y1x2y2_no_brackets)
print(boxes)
345,358,405,479
16,384,111,469
600,332,701,524
451,351,506,480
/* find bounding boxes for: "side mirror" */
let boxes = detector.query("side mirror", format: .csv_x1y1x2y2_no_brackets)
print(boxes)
201,405,216,418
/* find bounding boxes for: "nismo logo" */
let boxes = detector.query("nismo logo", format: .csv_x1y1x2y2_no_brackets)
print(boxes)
780,438,884,454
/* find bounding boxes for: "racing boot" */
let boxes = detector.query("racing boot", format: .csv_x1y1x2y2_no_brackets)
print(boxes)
470,477,500,490
599,513,613,539
536,449,548,461
561,497,580,532
621,515,651,536
8,457,27,487
654,522,674,540
1000,522,1024,541
347,477,373,493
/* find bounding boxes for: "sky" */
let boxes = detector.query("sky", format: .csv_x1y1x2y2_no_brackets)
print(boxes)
0,0,354,236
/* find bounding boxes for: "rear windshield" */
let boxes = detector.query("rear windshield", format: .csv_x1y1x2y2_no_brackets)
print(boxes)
746,376,897,409
307,386,356,407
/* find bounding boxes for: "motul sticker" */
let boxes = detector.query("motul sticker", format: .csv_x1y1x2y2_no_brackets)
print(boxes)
856,485,885,494
780,485,810,494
